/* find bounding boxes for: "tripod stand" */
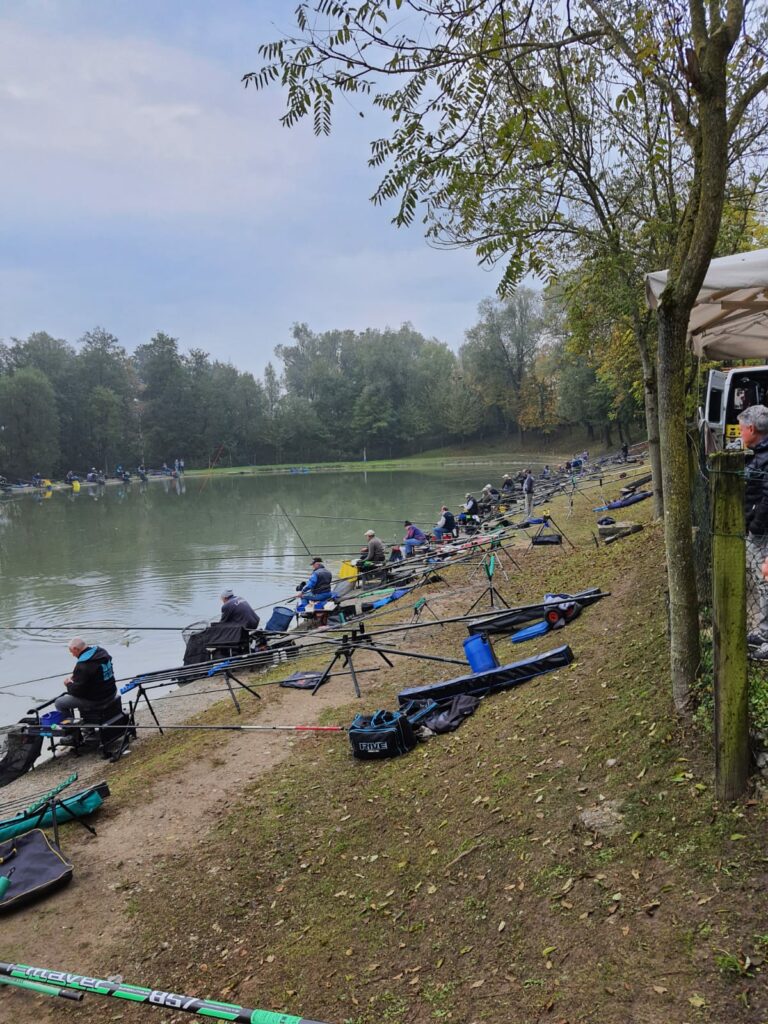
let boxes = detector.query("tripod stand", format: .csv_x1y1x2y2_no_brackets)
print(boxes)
465,553,510,614
311,623,466,697
526,513,575,551
311,627,395,697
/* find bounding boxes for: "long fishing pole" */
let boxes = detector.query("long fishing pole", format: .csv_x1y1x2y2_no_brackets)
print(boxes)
0,974,84,1001
67,722,346,734
277,502,312,556
0,963,331,1024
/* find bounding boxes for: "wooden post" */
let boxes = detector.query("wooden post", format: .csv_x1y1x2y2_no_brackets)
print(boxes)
710,450,749,800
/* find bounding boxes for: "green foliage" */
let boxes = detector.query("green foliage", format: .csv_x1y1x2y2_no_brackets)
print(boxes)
0,366,61,476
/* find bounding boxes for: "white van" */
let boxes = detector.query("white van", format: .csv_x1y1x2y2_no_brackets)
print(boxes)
703,367,768,448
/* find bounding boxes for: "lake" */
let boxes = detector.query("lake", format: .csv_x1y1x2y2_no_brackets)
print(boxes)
0,461,545,726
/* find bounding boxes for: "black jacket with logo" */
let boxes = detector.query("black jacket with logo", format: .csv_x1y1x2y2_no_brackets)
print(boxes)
68,646,117,701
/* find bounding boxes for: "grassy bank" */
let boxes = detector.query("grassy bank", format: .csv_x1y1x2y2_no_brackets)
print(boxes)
184,436,616,478
29,477,767,1024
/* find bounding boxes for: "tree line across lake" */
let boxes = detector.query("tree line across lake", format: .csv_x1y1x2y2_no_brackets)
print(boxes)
0,288,642,478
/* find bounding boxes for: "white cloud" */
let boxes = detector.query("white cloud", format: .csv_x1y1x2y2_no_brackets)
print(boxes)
0,19,311,218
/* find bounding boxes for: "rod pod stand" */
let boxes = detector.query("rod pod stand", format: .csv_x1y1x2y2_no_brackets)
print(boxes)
464,553,510,614
311,625,395,698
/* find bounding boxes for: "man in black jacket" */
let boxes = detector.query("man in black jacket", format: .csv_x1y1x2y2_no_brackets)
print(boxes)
55,638,117,716
738,405,768,649
219,589,261,628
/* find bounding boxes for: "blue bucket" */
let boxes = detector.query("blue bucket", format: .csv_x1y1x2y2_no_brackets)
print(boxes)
39,710,66,734
463,633,498,673
265,606,294,633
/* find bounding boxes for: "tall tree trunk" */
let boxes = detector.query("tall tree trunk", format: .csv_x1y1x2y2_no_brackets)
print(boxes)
657,307,700,716
632,311,664,518
639,340,664,518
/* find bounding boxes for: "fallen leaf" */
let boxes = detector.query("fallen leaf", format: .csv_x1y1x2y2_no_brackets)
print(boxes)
542,946,557,957
498,921,506,933
688,994,706,1008
652,985,668,994
729,833,747,841
470,979,485,989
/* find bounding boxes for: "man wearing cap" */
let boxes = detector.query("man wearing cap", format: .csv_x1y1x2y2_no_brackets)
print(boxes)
297,557,334,600
501,474,515,495
219,589,261,628
464,493,480,517
359,529,386,567
402,520,428,556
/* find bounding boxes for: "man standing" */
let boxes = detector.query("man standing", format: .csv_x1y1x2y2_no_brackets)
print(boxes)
738,405,768,651
55,638,117,718
522,469,535,518
219,589,261,628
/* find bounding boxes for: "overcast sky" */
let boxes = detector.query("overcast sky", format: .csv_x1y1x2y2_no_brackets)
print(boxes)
0,0,503,376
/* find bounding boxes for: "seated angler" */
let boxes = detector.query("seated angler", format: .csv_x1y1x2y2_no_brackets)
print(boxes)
501,474,515,495
357,529,387,569
55,637,117,720
219,588,261,628
402,520,428,557
433,506,457,541
479,483,500,512
464,493,480,518
296,557,334,602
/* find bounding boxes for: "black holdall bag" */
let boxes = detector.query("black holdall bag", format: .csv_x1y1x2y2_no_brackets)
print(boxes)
0,828,73,912
349,709,417,760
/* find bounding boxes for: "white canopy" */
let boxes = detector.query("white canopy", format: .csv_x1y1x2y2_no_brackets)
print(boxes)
646,248,768,359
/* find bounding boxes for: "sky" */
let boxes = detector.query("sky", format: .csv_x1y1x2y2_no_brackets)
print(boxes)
0,0,503,377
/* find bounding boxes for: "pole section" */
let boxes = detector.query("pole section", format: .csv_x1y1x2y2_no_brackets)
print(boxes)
710,450,749,800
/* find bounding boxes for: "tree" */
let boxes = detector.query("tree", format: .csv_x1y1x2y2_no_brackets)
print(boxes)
247,0,768,715
0,368,60,477
459,291,543,441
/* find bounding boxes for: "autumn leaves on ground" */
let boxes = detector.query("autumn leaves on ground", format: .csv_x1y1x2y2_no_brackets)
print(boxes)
3,475,767,1024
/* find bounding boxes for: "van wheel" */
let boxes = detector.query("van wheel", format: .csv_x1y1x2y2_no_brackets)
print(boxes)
0,724,44,788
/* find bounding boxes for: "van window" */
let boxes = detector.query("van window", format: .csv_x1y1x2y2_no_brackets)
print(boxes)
726,373,768,421
707,388,723,423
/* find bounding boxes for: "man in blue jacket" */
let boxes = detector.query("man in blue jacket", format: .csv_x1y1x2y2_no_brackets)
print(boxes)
738,405,768,653
297,558,334,600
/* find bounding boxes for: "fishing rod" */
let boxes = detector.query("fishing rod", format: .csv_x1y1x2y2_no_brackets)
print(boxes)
277,502,312,556
0,962,331,1024
0,974,83,1001
61,722,346,735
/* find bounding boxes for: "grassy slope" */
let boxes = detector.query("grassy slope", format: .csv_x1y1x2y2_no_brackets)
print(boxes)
183,433,606,476
65,483,766,1024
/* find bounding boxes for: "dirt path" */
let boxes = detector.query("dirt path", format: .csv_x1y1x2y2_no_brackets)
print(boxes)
1,667,365,1022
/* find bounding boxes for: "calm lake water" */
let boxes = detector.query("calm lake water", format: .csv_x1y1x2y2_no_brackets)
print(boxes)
0,462,544,726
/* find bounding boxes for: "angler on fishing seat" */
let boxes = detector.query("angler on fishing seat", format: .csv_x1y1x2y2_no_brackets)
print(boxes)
219,589,261,629
296,557,333,601
402,521,428,556
433,506,457,541
55,638,117,718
